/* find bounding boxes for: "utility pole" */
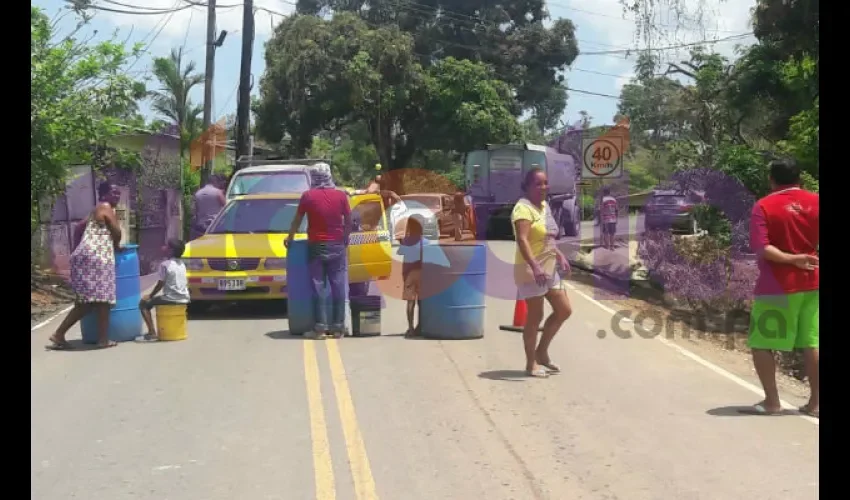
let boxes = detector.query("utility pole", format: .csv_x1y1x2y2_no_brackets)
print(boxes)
201,0,217,186
235,0,255,172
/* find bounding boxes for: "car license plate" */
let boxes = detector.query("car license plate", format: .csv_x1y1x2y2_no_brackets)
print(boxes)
217,279,246,291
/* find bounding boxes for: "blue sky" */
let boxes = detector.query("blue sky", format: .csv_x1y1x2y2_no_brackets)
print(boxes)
35,0,757,132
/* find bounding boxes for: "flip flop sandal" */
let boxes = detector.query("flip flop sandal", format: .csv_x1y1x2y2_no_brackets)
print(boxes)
136,334,159,343
45,341,74,351
738,403,784,416
95,341,118,349
526,368,549,378
798,406,819,418
538,361,561,373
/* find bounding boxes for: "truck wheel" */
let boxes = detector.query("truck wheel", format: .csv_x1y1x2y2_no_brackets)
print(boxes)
562,210,579,237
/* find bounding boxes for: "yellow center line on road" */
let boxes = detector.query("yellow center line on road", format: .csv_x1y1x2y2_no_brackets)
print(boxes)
325,339,380,500
304,340,337,500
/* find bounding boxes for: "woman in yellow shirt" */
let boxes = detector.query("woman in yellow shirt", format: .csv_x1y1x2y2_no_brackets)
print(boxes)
512,168,573,378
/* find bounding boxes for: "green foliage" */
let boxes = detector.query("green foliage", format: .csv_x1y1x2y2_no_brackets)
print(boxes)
256,13,520,171
800,171,818,193
419,57,520,151
294,0,578,133
777,97,818,177
149,48,205,155
623,147,667,193
518,118,546,144
182,159,201,238
714,144,771,199
579,194,596,221
31,6,145,233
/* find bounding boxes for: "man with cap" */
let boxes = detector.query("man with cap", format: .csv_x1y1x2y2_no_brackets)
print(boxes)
285,164,351,339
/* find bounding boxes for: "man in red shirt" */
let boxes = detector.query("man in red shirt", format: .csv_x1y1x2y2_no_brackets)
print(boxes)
285,164,351,338
744,159,819,417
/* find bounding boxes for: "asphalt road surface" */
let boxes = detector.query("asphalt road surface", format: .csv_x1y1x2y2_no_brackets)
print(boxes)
575,214,644,243
32,238,817,500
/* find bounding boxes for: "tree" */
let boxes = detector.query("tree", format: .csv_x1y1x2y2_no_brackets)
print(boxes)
149,47,205,155
31,6,145,232
255,13,519,171
294,0,579,127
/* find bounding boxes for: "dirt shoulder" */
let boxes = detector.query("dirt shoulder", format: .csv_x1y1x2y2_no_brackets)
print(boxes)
31,270,75,328
566,267,811,403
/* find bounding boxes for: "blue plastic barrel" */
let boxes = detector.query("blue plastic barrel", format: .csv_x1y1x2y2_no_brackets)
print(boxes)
420,243,487,339
286,240,351,335
81,244,143,343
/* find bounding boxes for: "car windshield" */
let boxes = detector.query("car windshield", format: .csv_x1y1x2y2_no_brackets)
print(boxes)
229,172,311,197
208,198,307,234
402,196,441,210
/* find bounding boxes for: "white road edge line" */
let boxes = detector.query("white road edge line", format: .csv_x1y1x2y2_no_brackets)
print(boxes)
565,283,819,426
31,283,157,333
31,305,74,332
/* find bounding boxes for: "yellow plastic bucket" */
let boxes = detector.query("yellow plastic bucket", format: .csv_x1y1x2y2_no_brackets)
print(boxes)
156,304,188,341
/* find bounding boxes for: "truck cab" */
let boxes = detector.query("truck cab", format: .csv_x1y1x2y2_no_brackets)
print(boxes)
464,144,579,239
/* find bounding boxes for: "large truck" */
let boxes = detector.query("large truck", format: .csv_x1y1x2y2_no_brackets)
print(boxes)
464,143,580,240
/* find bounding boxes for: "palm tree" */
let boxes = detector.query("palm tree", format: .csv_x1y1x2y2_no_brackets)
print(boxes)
149,47,204,155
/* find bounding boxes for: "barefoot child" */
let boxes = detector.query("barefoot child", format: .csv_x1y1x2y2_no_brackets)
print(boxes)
398,216,425,337
138,239,190,341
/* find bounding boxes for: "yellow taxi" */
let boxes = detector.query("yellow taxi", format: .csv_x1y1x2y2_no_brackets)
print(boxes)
183,192,392,303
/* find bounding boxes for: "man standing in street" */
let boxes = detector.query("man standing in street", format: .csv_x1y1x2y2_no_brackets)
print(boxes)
453,189,467,241
744,159,819,417
599,187,619,250
191,176,226,240
285,164,351,339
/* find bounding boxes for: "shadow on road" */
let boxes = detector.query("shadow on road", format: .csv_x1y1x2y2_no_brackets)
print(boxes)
382,333,428,340
43,339,113,352
189,301,288,321
706,406,797,417
477,370,529,382
264,330,305,340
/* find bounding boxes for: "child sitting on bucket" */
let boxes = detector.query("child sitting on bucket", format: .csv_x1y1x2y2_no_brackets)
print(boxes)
137,239,190,342
398,216,425,337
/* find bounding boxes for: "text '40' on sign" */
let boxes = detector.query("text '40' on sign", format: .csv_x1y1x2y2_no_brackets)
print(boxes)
581,137,624,180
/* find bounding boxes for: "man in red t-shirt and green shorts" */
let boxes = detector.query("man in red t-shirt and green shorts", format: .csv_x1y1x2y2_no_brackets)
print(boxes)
744,159,819,417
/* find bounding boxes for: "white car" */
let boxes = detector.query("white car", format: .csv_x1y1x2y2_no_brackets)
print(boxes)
389,198,441,242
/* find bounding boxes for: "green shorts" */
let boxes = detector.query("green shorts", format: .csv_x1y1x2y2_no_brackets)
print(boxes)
748,290,819,351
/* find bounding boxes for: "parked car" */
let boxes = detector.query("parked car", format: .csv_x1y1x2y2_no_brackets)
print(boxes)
644,189,705,234
390,194,445,241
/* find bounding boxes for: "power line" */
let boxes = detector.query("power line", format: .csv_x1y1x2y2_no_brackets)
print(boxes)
261,3,752,59
546,0,745,34
216,81,239,117
85,2,195,15
102,0,184,11
580,33,754,55
124,0,182,73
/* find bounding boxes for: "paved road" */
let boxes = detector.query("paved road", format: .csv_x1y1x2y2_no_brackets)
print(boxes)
32,239,817,500
576,214,644,243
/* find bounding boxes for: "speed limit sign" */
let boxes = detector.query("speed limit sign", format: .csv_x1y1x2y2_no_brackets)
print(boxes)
581,137,624,179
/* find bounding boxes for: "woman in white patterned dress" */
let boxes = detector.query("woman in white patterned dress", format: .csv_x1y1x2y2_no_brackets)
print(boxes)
47,183,123,350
